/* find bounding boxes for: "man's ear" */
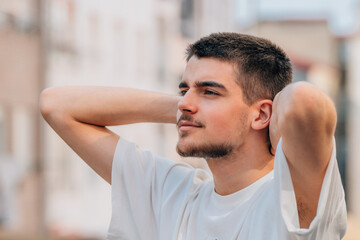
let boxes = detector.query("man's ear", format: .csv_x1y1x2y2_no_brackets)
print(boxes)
250,99,272,130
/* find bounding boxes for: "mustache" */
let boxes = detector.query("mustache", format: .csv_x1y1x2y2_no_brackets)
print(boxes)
177,115,204,127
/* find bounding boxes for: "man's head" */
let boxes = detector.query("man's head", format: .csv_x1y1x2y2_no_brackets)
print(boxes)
186,32,292,104
176,32,292,159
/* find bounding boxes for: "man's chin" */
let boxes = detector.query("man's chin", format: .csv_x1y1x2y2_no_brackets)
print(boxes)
176,141,189,156
176,141,233,159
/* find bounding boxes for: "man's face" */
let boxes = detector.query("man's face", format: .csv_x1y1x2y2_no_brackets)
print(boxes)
176,56,251,159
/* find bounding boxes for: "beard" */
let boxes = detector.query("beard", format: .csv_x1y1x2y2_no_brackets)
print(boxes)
176,141,234,158
176,112,247,159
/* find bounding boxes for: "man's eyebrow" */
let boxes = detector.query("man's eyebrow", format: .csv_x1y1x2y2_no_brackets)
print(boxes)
195,81,227,90
178,80,228,91
178,81,188,88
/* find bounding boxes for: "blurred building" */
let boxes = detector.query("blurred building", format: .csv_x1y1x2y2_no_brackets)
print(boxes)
0,0,45,235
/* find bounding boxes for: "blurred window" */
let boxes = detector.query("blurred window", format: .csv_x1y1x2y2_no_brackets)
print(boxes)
180,0,194,38
293,67,308,82
0,108,5,155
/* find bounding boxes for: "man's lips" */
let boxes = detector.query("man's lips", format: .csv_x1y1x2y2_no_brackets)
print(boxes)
177,120,202,131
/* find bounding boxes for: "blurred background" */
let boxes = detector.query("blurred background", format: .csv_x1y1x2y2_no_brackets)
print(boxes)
0,0,359,239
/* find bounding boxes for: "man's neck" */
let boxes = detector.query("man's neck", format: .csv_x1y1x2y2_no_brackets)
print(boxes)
206,139,274,196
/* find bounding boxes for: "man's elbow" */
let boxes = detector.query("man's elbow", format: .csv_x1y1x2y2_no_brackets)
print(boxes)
39,87,60,120
283,82,337,136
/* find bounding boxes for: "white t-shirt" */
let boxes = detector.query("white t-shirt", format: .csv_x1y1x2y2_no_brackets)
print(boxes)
107,138,347,240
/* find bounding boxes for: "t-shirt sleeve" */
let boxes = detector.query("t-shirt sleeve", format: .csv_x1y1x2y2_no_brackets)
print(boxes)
106,137,198,240
274,138,347,239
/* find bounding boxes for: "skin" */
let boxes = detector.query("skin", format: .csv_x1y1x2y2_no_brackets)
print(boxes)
40,56,336,229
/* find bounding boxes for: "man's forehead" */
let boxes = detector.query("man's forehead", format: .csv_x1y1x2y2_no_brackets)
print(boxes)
181,57,238,88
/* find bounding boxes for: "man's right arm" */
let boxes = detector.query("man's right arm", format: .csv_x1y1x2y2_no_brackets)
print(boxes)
40,86,179,184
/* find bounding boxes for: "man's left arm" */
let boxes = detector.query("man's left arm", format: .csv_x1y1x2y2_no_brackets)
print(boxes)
269,81,337,228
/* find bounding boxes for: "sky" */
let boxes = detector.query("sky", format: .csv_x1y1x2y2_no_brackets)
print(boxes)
234,0,360,36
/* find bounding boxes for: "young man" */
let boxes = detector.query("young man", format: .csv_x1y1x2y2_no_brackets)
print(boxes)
40,33,347,239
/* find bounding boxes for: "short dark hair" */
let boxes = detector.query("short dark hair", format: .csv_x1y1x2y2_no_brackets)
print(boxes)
186,32,292,104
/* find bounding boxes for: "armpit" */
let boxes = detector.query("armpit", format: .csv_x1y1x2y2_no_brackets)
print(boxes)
296,197,316,229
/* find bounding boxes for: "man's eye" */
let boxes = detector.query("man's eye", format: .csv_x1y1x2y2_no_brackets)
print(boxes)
179,89,188,96
204,90,219,95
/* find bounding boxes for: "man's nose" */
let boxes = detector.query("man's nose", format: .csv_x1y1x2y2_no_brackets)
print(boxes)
178,91,198,114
